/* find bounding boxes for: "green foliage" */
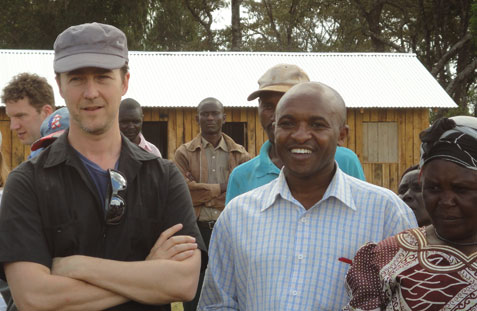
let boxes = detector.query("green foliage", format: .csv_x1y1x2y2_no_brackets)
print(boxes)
240,0,328,52
0,0,222,51
471,0,477,48
0,0,150,50
0,0,475,116
144,1,204,51
430,106,472,123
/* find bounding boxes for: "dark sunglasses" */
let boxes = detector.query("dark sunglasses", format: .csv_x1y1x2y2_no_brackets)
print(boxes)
105,169,127,225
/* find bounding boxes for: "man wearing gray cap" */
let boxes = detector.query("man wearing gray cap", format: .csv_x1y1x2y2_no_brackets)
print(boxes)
0,23,204,311
225,64,365,204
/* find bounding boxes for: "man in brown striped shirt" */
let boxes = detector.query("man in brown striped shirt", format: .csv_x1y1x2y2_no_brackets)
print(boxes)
174,97,251,311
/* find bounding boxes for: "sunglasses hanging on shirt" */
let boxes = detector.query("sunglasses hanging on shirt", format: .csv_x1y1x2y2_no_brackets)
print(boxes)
105,169,127,225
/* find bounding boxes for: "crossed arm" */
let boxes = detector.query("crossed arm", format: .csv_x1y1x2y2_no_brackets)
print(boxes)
174,148,226,208
5,224,200,311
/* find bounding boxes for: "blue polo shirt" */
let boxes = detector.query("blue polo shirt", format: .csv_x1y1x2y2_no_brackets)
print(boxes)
335,146,366,181
226,141,279,204
225,141,366,204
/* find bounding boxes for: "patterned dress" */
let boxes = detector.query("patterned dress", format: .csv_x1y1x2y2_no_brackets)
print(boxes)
343,227,477,310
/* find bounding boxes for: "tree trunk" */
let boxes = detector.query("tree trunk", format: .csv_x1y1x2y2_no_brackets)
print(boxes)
231,0,242,51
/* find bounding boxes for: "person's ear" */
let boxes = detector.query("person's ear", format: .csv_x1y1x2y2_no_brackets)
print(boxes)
338,125,349,146
56,75,64,99
121,72,130,96
41,104,54,119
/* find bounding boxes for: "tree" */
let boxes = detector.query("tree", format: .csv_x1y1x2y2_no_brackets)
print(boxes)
0,0,223,51
238,0,319,51
0,0,150,50
341,0,476,117
182,0,226,51
144,1,205,51
237,0,476,115
231,0,243,51
0,0,475,115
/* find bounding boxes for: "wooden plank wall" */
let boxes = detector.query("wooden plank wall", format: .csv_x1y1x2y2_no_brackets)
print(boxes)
345,108,429,192
1,106,429,193
0,108,31,170
142,107,266,160
362,122,399,163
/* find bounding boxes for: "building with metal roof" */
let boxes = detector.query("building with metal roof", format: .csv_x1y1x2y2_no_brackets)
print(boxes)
0,50,457,192
0,50,457,109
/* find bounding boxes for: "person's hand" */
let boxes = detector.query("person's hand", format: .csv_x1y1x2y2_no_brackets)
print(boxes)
220,182,227,193
185,172,196,182
146,224,198,261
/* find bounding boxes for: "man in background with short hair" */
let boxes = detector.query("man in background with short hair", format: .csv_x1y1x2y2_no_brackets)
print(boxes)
174,97,251,311
119,98,162,157
226,64,365,204
1,72,55,158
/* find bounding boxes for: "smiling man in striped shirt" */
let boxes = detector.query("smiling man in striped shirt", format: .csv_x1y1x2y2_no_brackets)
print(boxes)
198,82,417,310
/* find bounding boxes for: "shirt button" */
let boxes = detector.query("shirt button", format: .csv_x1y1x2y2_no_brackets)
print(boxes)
301,218,307,223
298,254,304,260
214,210,218,214
212,169,216,172
212,156,215,159
292,290,297,296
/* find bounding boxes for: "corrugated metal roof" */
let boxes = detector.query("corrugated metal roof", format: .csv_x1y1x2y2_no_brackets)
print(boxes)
0,50,457,108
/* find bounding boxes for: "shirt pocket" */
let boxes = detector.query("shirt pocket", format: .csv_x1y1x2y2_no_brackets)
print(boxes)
44,219,81,257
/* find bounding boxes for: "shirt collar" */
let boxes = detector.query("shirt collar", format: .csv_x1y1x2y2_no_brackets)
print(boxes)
44,130,157,169
260,174,283,212
321,164,357,211
201,135,228,152
260,163,357,212
137,132,147,149
256,140,280,178
39,131,157,205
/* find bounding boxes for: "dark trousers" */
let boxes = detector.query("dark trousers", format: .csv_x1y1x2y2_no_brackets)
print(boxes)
183,221,214,311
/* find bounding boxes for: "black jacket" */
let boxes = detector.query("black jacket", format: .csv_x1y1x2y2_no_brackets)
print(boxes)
0,131,205,311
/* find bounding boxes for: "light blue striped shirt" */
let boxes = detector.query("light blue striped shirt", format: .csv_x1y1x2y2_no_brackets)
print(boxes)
198,167,417,311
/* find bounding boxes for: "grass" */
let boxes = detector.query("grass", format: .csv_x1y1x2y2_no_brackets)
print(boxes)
171,302,183,311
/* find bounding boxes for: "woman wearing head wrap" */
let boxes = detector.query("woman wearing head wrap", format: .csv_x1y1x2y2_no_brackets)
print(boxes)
343,116,477,310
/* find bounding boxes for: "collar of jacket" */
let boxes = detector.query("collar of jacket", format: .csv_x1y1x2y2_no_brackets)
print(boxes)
44,129,157,167
185,133,247,154
34,129,161,217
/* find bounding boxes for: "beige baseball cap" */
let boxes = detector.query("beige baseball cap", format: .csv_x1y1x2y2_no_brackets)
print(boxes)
247,64,310,101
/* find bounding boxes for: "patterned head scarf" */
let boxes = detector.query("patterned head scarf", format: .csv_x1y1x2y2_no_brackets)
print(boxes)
419,116,477,170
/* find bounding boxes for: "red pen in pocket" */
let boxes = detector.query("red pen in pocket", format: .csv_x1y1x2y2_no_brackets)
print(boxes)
338,257,352,265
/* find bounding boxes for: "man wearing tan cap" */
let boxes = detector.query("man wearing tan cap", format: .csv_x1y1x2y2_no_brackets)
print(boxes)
0,23,204,311
225,64,365,204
